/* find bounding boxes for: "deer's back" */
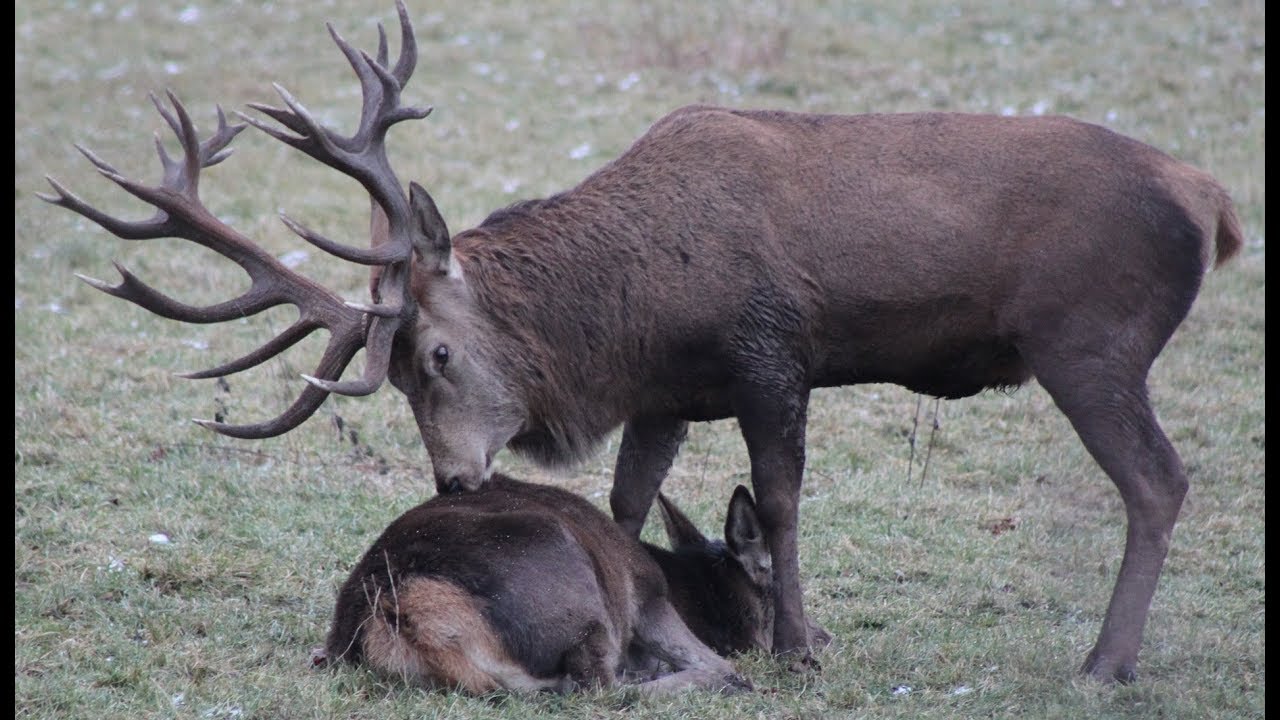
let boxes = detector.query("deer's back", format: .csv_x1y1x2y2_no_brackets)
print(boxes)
326,476,663,679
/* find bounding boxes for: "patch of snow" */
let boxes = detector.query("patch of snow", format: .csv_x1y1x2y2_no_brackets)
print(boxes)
279,250,309,268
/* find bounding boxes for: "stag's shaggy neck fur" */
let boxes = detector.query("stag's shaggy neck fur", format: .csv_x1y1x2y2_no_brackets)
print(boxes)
453,189,659,468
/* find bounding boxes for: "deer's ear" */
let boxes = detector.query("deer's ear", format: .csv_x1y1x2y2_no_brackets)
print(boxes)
409,181,451,273
657,492,706,549
725,485,765,557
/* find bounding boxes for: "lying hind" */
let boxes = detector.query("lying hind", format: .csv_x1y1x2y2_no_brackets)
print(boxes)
320,474,771,694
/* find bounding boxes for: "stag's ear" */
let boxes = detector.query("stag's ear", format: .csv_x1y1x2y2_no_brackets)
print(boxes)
409,181,452,274
657,492,706,549
725,485,766,558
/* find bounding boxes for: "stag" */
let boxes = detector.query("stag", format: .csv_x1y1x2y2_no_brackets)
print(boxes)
44,1,1242,682
320,476,769,693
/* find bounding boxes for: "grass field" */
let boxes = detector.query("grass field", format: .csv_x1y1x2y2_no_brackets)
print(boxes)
15,1,1264,718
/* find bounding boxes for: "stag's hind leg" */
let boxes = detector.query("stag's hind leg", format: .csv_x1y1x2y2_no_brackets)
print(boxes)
1026,350,1189,683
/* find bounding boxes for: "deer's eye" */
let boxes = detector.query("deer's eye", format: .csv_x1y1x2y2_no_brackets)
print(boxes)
431,344,450,371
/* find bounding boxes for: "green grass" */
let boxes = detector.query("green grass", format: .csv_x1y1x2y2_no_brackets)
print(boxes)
15,1,1264,718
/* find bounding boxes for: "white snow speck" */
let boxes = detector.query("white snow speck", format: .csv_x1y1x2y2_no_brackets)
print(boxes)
279,250,309,268
164,62,182,76
1000,105,1017,117
150,533,172,545
1030,99,1050,116
178,6,201,24
892,685,912,696
618,72,640,92
504,118,521,132
98,61,130,80
568,143,591,160
181,338,208,351
950,685,973,696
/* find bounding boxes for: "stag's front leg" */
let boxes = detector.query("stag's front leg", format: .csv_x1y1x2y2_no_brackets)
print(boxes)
733,385,817,666
611,415,689,538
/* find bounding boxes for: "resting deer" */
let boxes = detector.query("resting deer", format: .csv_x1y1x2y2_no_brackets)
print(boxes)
43,1,1242,682
320,475,769,694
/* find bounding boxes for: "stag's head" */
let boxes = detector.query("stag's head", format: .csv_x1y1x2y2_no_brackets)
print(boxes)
383,196,528,493
41,1,523,494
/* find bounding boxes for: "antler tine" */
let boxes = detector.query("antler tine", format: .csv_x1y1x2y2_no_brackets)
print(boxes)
376,23,389,68
302,311,398,396
238,104,308,140
200,105,245,167
195,319,367,438
74,261,280,324
179,319,319,379
389,0,417,87
192,385,329,439
279,212,406,266
39,175,168,240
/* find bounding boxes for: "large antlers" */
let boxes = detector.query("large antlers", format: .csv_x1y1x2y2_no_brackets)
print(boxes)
39,0,429,439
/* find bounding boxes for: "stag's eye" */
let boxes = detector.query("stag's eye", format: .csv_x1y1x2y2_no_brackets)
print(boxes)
431,344,450,372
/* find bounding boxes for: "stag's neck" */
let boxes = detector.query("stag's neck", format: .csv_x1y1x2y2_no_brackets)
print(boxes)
453,194,656,466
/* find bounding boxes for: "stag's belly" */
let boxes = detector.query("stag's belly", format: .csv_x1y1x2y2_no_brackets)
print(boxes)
813,336,1030,399
656,335,1029,425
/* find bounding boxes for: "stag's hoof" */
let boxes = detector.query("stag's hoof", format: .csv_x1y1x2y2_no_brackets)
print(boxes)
806,618,835,650
782,650,822,675
1081,648,1137,684
720,673,755,695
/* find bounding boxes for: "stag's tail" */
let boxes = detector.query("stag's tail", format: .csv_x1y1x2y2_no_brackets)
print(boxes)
1213,199,1244,269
